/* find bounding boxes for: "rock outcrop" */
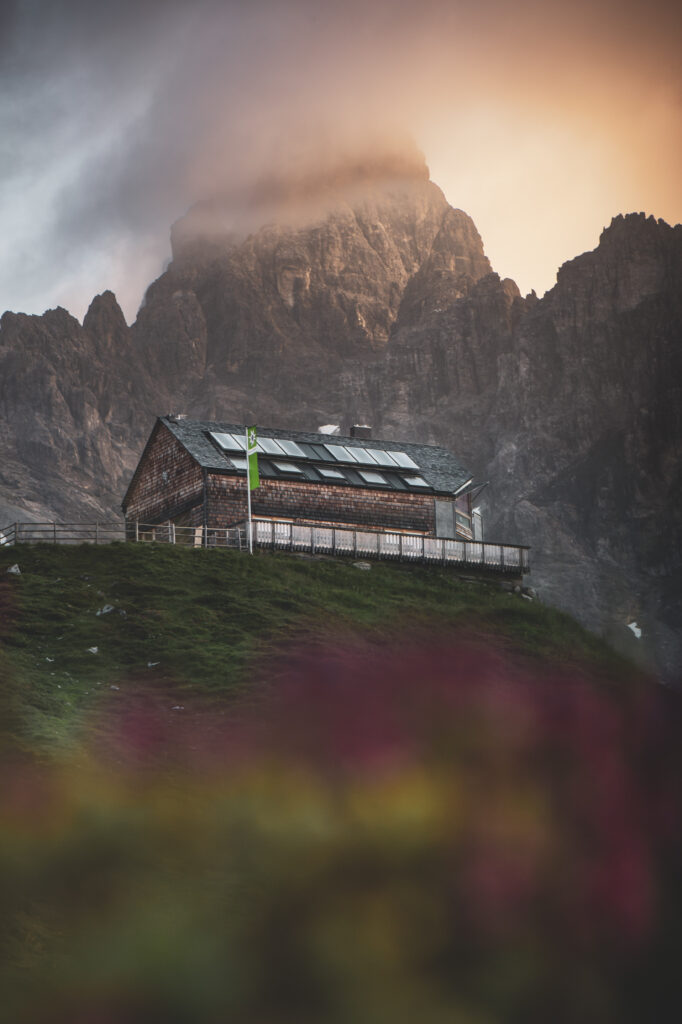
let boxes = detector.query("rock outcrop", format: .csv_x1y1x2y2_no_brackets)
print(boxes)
1,168,679,683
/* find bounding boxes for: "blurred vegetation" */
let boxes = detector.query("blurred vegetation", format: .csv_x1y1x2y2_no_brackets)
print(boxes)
1,543,679,1022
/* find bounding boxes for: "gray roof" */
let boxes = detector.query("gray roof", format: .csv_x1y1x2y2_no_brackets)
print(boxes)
157,416,473,497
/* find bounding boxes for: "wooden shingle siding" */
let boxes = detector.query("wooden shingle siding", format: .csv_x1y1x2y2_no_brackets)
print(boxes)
207,474,435,534
123,423,204,524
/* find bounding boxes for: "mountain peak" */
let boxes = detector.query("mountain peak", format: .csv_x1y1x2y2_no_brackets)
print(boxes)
170,144,432,259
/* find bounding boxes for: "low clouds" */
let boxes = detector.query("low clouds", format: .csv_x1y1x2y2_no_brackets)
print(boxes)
1,0,680,320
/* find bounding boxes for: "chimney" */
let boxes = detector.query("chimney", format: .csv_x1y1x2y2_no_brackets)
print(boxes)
350,424,372,439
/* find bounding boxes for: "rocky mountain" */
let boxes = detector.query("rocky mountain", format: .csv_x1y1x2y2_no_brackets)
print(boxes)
1,156,680,682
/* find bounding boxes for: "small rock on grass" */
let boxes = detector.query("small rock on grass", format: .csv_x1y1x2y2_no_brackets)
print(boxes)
6,564,21,575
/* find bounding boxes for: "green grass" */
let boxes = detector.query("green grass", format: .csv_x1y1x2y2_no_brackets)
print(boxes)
0,542,643,753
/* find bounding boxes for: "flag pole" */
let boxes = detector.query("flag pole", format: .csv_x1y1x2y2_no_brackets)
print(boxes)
245,426,253,554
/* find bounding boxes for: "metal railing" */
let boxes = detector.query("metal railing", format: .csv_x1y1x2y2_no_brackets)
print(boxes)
0,521,246,549
1,519,530,573
1,521,127,546
243,520,530,573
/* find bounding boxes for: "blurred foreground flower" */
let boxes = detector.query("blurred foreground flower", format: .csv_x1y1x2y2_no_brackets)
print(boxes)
1,643,680,1023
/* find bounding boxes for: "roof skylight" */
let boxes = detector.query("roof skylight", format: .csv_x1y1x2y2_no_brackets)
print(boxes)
273,461,303,473
368,449,399,467
257,437,286,455
325,444,358,462
358,470,387,485
278,439,307,457
209,431,244,451
403,475,429,487
348,447,380,465
318,467,345,479
390,451,420,469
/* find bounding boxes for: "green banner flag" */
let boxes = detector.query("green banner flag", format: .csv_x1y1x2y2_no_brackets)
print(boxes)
246,425,259,490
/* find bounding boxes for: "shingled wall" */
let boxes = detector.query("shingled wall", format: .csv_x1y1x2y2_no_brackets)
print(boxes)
206,474,435,533
123,423,204,524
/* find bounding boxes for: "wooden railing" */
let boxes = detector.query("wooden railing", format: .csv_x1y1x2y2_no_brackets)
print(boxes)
1,519,530,574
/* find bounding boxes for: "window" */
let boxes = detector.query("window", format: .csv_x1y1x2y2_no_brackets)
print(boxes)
209,431,244,450
347,447,379,465
319,467,345,479
273,461,303,473
358,470,387,485
325,444,357,462
278,439,307,457
369,449,399,467
390,451,420,470
229,457,248,469
403,475,429,487
257,437,286,455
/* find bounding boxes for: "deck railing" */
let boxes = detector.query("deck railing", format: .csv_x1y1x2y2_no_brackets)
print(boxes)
0,521,246,549
1,519,530,574
1,521,128,546
243,520,530,573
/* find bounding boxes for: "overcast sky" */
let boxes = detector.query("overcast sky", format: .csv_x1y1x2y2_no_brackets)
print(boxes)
1,0,680,322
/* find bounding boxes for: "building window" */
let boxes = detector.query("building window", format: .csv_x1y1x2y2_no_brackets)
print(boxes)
358,470,387,485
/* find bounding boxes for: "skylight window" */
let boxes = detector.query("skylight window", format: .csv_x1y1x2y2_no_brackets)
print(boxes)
273,461,303,473
390,451,420,469
209,431,244,451
403,475,429,487
319,467,345,479
279,439,307,457
369,449,399,467
358,470,387,485
348,447,379,465
257,437,286,455
229,457,248,469
326,444,358,462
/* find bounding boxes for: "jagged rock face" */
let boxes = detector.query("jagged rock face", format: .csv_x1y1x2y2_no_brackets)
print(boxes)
150,175,491,410
489,215,682,681
371,213,682,680
0,184,679,683
0,297,161,523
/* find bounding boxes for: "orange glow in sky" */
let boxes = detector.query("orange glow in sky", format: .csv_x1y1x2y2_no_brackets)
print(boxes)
1,0,680,318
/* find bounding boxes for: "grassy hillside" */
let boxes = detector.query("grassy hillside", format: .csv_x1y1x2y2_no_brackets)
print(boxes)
3,543,680,1024
1,541,640,753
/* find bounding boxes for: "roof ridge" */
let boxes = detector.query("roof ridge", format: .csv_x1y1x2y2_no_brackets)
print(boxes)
161,415,452,454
